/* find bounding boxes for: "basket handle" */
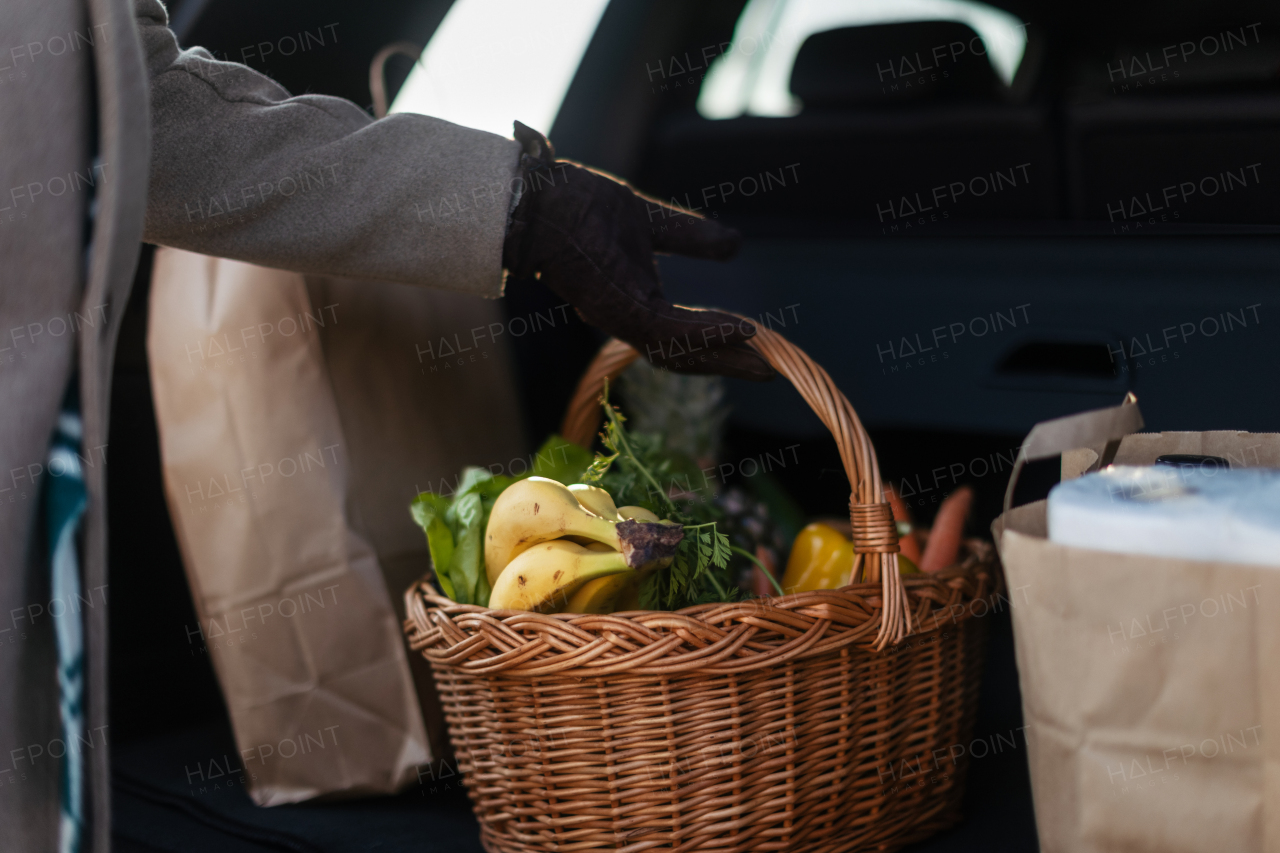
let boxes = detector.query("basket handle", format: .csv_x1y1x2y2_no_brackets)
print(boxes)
559,321,912,648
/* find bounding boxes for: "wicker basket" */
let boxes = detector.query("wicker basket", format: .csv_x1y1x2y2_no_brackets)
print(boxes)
404,324,998,852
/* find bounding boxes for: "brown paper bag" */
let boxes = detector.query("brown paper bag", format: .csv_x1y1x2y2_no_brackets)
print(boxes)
147,249,525,804
994,398,1280,852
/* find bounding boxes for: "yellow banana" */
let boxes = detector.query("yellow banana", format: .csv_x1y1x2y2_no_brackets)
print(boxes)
562,572,634,614
568,484,623,520
488,540,634,612
617,505,659,522
563,511,666,614
566,483,663,526
485,477,682,585
561,519,651,614
485,478,620,584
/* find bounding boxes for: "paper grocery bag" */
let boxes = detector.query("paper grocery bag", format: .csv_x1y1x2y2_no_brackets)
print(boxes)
147,249,525,804
994,398,1280,852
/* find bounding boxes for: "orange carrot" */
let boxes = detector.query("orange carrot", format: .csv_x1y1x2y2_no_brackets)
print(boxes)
883,482,922,564
920,486,973,572
752,546,779,597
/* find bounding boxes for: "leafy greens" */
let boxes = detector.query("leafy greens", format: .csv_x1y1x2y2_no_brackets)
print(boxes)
410,435,593,605
581,382,743,610
411,385,754,611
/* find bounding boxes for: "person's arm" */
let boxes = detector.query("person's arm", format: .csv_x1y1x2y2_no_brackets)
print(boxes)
137,0,520,296
137,1,773,379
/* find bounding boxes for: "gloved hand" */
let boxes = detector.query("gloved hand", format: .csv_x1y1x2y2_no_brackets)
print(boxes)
502,122,774,382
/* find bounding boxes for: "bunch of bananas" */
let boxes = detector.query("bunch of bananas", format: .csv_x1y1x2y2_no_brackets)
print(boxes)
484,477,683,613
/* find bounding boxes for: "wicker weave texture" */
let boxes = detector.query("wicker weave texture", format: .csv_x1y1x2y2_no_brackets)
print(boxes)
405,550,995,853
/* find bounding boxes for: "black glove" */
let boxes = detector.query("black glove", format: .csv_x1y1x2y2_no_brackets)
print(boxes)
502,122,774,382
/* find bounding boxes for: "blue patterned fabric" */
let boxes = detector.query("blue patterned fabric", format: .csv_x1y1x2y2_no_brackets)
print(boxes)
46,389,87,853
48,147,103,853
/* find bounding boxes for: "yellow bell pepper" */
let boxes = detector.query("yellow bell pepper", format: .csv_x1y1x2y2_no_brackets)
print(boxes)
781,523,854,593
781,522,920,593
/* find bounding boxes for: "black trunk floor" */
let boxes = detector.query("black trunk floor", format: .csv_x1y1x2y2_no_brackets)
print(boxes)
111,610,1037,853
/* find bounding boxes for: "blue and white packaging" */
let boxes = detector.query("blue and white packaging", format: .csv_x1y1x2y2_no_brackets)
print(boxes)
1048,465,1280,567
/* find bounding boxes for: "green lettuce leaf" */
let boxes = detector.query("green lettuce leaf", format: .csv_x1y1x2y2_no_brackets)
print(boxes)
448,491,485,604
528,435,594,485
409,436,594,606
410,492,456,600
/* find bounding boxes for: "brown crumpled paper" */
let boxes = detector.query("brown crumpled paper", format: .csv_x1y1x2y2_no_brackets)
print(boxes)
147,248,525,804
995,417,1280,852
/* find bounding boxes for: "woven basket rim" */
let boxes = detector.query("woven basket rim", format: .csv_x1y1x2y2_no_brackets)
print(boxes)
405,541,999,678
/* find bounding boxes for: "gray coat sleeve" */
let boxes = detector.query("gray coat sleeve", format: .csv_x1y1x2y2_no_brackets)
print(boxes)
137,0,522,297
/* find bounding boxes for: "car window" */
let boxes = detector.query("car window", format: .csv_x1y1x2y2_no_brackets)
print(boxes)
626,1,1280,235
389,0,611,137
698,0,1029,118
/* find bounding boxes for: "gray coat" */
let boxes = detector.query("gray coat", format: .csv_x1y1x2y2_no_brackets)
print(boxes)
0,0,521,848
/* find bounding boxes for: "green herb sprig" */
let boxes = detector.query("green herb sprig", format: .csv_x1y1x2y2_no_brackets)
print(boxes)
582,381,741,610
